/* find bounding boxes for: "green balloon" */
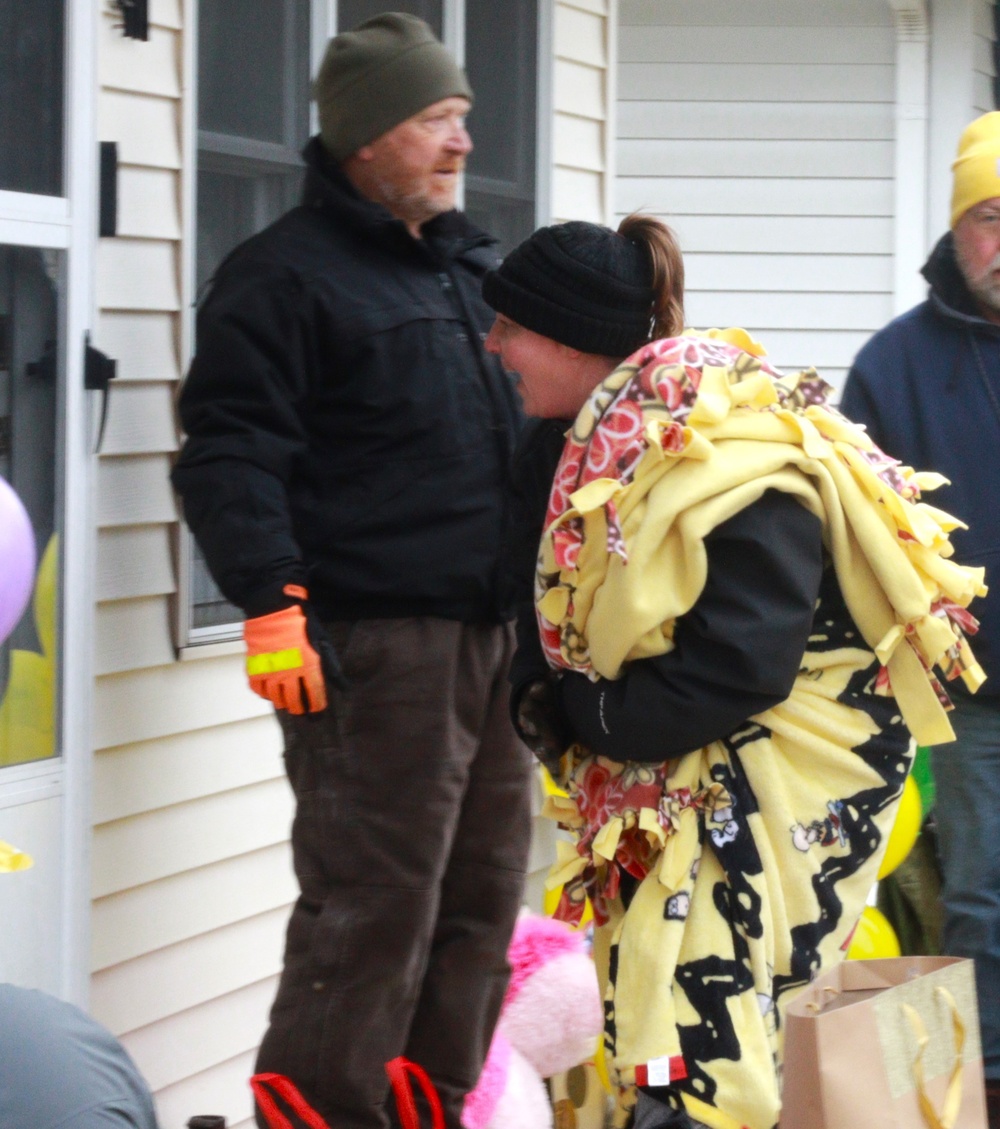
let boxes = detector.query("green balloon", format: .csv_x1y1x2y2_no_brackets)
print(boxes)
912,745,936,815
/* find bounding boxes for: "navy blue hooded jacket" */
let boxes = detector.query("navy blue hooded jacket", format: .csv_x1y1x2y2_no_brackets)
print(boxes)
841,232,1000,694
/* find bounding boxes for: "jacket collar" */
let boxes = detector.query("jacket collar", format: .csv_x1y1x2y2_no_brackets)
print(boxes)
922,231,1000,339
299,136,495,258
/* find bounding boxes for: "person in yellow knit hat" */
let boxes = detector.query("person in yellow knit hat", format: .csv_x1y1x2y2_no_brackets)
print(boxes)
484,214,986,1129
843,110,1000,1128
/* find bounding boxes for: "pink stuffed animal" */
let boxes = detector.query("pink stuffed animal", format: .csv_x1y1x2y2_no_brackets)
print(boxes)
462,912,604,1129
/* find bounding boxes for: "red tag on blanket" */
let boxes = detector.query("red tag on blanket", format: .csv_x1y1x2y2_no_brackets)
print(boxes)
634,1055,688,1087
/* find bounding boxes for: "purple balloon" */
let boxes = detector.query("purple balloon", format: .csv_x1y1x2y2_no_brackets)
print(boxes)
0,477,36,646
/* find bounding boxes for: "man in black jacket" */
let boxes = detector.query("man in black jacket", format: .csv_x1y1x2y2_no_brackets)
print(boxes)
842,110,1000,1127
171,15,531,1129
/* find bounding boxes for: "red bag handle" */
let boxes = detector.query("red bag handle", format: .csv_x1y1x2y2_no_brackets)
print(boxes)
385,1057,445,1129
250,1073,330,1129
251,1061,444,1129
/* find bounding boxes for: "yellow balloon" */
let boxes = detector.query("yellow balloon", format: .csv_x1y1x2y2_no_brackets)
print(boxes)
878,774,922,879
0,840,33,872
0,534,57,767
847,905,901,960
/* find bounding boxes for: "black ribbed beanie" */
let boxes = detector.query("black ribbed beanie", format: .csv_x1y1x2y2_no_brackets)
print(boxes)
482,221,654,356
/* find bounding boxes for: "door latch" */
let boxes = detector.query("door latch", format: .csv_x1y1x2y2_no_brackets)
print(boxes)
84,332,117,453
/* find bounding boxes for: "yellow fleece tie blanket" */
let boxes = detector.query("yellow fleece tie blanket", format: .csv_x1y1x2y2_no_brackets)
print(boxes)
536,334,986,1129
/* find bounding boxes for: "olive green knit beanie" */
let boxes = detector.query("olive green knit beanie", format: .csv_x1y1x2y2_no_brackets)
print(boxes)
314,12,473,162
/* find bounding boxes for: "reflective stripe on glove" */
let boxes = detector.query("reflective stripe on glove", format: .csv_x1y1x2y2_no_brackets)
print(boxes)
244,604,327,714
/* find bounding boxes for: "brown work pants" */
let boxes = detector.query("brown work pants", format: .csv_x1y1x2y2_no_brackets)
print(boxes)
254,618,533,1129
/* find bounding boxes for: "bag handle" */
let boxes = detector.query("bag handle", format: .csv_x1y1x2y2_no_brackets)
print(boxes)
805,987,841,1014
902,986,965,1129
250,1073,330,1129
252,1060,445,1129
385,1057,446,1129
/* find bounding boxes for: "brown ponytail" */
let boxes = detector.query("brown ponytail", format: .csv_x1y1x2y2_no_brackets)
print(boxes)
617,213,685,341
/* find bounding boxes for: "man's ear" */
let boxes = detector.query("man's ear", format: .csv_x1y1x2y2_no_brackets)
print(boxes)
353,145,375,163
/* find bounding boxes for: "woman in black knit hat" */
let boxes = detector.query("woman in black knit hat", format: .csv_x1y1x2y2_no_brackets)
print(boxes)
480,217,949,1129
483,214,684,417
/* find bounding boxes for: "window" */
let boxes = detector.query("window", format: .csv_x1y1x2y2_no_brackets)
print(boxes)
0,246,61,768
182,0,540,643
464,0,538,254
0,0,96,999
195,0,312,295
184,0,314,637
337,0,441,32
0,1,65,197
0,0,66,764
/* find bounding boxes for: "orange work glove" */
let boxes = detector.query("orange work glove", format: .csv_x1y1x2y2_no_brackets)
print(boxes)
243,604,328,714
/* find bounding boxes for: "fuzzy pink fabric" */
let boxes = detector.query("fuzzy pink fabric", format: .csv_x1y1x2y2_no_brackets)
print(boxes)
501,952,604,1078
503,913,588,1008
482,1046,553,1129
461,1030,512,1129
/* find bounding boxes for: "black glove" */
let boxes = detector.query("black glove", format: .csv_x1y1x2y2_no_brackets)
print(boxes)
300,600,349,692
513,676,573,775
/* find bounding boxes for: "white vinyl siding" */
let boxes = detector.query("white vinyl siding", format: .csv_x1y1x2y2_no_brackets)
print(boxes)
974,0,997,113
551,0,616,222
92,4,289,1127
94,0,183,624
616,0,896,394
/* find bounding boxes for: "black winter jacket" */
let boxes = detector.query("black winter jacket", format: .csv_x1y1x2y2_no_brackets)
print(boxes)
507,416,829,762
842,233,1000,693
172,139,522,622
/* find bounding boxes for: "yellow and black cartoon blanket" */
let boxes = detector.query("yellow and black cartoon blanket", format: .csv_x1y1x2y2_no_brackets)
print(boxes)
536,333,986,1129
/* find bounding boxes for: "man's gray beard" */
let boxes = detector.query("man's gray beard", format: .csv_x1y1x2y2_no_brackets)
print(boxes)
956,244,1000,316
375,179,449,230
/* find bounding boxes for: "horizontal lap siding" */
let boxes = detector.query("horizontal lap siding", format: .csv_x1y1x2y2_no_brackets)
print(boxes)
92,778,294,899
95,6,182,615
92,844,296,972
623,0,892,25
92,6,296,1126
616,0,896,396
91,908,288,1034
152,1051,261,1129
92,715,284,823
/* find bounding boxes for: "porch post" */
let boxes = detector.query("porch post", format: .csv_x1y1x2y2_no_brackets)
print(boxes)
887,0,930,316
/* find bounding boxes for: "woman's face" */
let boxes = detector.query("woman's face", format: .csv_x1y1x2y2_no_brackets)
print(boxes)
484,314,589,418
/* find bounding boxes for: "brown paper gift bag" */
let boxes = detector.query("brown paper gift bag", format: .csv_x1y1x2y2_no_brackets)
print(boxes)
780,957,988,1129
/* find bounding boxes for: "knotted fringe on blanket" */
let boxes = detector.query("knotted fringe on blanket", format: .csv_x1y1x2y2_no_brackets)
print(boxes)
536,334,987,1129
